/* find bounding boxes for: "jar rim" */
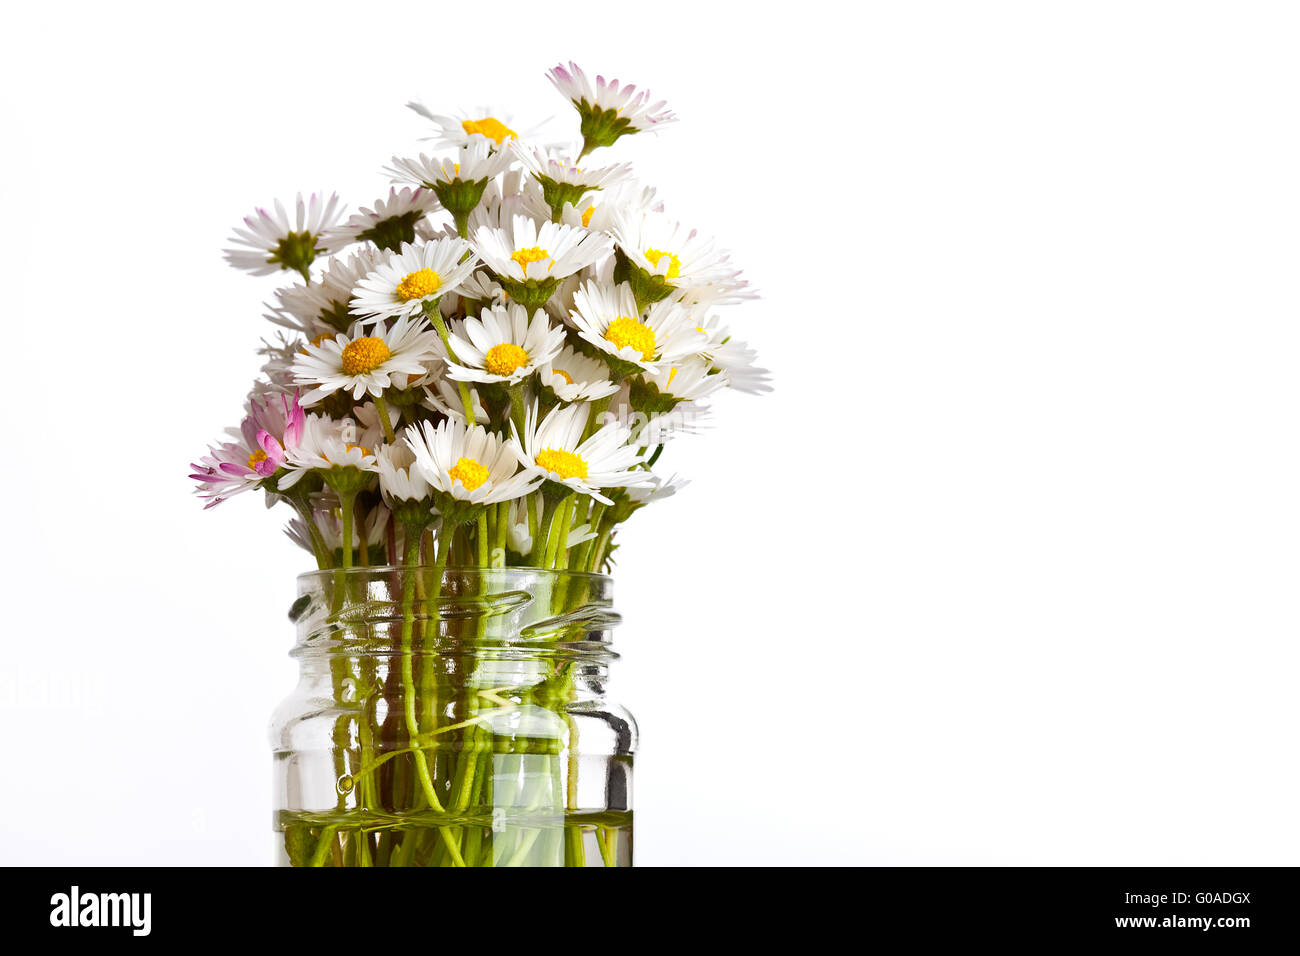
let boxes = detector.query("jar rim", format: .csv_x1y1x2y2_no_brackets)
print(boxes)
295,565,613,586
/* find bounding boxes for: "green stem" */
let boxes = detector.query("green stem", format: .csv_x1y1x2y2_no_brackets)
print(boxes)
476,511,489,567
541,496,573,569
398,532,444,814
597,826,616,867
527,495,538,553
581,395,611,443
425,303,477,427
308,825,339,866
572,502,604,572
373,393,397,444
287,493,332,569
530,497,558,567
551,497,576,569
493,500,510,566
588,526,613,573
339,492,356,572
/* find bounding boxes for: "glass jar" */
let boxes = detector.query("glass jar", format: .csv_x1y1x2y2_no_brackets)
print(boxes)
270,567,635,867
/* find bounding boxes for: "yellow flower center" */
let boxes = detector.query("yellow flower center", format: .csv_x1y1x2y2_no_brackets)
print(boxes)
511,246,551,273
484,342,530,377
395,268,441,302
552,368,574,385
247,449,268,470
581,205,596,228
340,337,393,376
448,456,489,491
644,248,681,280
604,316,656,361
536,448,588,480
461,116,517,144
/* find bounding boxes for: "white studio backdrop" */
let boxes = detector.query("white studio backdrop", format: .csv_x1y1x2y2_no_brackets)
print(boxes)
1,1,1298,865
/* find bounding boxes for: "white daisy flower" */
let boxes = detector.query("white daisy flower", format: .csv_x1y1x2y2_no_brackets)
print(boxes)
292,314,441,404
280,414,380,489
638,356,727,405
387,140,515,235
537,345,619,403
626,473,688,505
349,238,478,320
693,316,772,394
322,187,437,252
505,493,541,555
568,280,698,374
510,402,653,505
386,140,514,190
609,210,742,295
607,381,712,446
375,439,433,503
442,303,567,386
269,246,385,337
473,214,612,283
224,192,343,279
405,103,534,149
405,419,540,506
511,142,633,190
670,272,758,308
509,141,633,218
570,181,663,233
472,214,612,310
546,62,676,153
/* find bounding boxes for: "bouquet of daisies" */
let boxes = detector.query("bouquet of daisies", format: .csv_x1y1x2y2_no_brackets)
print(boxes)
191,62,766,576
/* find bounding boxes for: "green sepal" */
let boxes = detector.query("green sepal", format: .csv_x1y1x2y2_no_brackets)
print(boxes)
387,380,426,408
323,465,373,496
430,492,485,529
280,470,324,499
536,380,566,411
391,497,436,532
540,479,576,504
258,469,286,496
315,390,358,420
262,468,323,501
355,210,426,252
317,297,355,333
268,230,322,277
536,176,597,221
613,248,675,311
430,177,489,218
603,353,644,382
629,377,682,416
604,488,642,526
496,275,559,311
575,100,638,153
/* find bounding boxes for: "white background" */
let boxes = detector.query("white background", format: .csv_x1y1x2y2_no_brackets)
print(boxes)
1,1,1297,866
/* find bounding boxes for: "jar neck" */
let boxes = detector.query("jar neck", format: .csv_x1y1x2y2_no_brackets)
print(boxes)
289,567,620,679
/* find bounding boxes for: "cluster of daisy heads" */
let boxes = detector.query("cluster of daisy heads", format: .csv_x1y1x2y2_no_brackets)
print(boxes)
193,62,768,576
